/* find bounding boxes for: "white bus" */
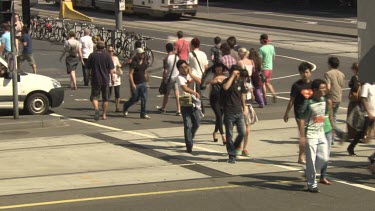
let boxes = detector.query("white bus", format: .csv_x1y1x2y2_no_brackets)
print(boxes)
59,0,198,18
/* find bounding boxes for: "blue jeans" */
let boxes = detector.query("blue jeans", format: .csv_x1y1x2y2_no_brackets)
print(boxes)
224,112,246,159
320,131,333,179
123,82,148,117
332,102,344,139
181,107,202,148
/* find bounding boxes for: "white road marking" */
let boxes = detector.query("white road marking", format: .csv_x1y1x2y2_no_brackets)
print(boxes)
295,20,318,25
151,75,162,79
334,180,375,192
74,99,89,102
272,165,300,171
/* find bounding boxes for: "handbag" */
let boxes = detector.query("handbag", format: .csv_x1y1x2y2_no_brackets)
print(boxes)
247,104,259,125
179,93,193,107
116,66,123,76
349,81,361,102
191,51,206,90
159,55,177,95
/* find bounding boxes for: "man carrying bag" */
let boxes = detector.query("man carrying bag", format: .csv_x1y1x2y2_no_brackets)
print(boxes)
158,43,181,115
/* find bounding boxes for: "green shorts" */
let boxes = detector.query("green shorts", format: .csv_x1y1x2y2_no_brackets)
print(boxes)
18,53,36,66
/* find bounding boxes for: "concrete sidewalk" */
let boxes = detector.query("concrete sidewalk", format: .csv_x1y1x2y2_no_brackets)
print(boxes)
0,114,373,196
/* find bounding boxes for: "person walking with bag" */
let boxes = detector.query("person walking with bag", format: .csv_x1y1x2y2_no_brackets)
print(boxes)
158,43,181,116
107,46,122,112
249,49,265,108
188,38,208,114
347,81,375,156
347,62,360,141
204,63,228,145
60,31,82,90
176,60,202,153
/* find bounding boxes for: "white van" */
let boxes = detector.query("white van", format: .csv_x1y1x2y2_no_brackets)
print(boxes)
0,57,64,115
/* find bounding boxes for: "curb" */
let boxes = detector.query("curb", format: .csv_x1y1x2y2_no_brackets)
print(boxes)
0,115,66,131
187,16,357,39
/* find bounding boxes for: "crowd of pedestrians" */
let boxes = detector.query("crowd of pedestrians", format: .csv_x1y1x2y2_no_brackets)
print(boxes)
1,22,375,191
0,16,37,74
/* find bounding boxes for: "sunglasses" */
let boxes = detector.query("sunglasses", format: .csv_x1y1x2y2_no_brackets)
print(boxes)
108,50,114,52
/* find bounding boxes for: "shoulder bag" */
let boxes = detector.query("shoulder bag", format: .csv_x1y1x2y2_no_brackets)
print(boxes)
192,51,207,90
159,55,177,95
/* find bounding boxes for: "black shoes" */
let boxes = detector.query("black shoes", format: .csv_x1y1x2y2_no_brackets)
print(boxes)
347,146,357,156
186,145,193,153
368,156,375,164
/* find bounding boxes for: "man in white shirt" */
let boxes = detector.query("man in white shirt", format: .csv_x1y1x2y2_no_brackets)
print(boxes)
80,28,94,86
176,60,202,153
188,37,208,114
158,43,181,116
347,82,375,156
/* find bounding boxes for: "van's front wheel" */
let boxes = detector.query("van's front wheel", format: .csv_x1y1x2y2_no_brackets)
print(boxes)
25,93,50,115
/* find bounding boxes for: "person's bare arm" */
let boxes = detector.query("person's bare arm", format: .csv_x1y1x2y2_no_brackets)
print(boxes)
187,66,201,84
284,97,295,123
242,93,248,116
223,71,238,90
129,68,136,90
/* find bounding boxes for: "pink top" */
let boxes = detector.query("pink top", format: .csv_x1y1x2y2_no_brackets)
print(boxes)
174,39,190,61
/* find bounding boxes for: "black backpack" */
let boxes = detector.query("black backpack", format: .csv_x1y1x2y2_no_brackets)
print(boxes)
212,46,222,64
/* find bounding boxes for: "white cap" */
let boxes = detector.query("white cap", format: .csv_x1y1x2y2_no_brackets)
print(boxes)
136,48,144,54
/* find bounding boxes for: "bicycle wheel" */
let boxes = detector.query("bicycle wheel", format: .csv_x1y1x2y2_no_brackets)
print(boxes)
105,37,112,48
55,27,62,42
46,28,52,40
36,26,43,40
145,47,154,67
113,38,123,56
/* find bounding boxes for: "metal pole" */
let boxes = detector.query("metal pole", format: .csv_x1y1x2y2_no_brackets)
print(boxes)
113,0,123,46
206,0,209,16
115,0,123,31
10,0,19,119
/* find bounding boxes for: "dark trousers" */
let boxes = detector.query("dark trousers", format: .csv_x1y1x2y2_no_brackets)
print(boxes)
224,112,246,158
123,82,148,117
82,58,89,86
196,84,205,114
349,118,374,150
210,96,224,134
181,106,202,148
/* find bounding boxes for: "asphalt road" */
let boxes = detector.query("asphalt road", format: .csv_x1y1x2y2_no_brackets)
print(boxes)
0,2,372,211
198,0,357,29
